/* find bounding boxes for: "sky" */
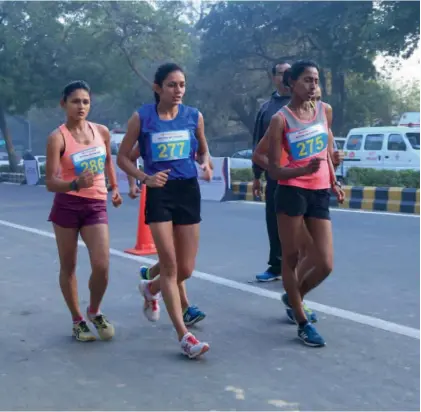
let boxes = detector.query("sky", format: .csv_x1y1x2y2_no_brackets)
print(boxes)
374,47,420,88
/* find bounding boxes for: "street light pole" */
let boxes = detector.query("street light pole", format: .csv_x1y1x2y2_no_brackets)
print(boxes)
27,119,32,152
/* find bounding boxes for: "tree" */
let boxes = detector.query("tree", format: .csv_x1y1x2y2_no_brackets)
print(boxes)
0,1,193,170
0,1,113,170
196,1,420,135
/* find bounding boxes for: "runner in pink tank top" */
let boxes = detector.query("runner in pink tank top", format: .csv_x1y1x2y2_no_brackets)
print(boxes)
45,80,122,343
265,60,345,348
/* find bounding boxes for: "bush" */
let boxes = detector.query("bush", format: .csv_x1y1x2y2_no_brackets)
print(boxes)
230,168,254,182
230,166,419,188
346,168,419,188
0,164,24,173
0,164,46,175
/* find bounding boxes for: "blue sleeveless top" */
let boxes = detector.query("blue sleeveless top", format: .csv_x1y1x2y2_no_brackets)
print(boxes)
137,103,199,180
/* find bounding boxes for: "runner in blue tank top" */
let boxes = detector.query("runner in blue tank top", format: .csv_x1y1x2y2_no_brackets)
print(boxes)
117,63,212,359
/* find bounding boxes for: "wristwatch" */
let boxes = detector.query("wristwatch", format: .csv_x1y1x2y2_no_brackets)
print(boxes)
70,179,79,192
141,175,149,185
333,180,342,188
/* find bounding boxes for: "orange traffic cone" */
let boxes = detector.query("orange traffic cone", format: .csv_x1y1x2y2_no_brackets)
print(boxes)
125,184,157,256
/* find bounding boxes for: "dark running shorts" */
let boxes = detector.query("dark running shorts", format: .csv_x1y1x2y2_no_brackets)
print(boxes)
275,185,331,220
145,178,201,225
48,193,108,229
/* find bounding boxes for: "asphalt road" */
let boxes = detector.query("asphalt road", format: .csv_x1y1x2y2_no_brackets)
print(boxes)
0,183,419,411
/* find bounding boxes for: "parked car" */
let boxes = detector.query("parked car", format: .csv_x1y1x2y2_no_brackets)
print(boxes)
230,149,253,169
334,137,346,150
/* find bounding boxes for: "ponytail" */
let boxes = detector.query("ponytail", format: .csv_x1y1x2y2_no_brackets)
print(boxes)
154,92,160,103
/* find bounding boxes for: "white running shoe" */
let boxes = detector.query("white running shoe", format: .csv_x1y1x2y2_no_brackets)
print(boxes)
138,279,161,322
180,332,209,359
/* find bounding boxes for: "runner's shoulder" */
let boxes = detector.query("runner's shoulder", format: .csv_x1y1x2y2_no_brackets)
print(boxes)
47,128,64,149
91,123,111,142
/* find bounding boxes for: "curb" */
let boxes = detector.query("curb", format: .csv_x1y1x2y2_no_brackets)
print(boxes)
0,172,45,186
230,181,420,215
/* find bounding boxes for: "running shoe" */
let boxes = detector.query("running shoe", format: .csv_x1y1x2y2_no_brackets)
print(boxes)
282,293,318,323
87,310,115,341
141,265,205,326
180,332,209,359
138,279,160,322
72,320,96,342
298,323,326,347
256,267,282,282
140,266,151,280
183,305,206,326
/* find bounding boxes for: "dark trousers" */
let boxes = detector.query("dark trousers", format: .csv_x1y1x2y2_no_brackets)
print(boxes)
265,176,282,272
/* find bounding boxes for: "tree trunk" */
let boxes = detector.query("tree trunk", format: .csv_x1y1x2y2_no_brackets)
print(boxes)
330,70,346,135
0,105,18,172
231,96,258,137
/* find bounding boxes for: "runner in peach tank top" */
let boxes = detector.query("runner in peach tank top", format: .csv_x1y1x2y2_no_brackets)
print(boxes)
45,80,122,343
277,101,330,190
59,122,107,201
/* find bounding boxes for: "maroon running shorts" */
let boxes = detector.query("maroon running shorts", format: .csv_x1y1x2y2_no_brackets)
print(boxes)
48,193,108,229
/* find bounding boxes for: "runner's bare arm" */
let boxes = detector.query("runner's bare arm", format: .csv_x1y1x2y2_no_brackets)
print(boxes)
96,124,118,190
195,112,211,167
127,143,141,188
324,103,340,171
117,112,149,182
267,115,310,180
321,104,340,185
252,131,270,170
45,131,76,193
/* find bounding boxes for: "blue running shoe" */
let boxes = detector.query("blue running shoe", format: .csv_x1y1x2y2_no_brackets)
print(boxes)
286,306,318,324
183,306,206,326
140,266,151,280
256,268,282,282
281,292,291,308
298,323,326,347
282,293,318,323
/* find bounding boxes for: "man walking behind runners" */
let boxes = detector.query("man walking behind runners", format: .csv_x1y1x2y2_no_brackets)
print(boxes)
252,61,291,282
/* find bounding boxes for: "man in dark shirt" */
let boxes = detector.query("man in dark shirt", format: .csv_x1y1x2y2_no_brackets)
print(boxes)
252,61,291,282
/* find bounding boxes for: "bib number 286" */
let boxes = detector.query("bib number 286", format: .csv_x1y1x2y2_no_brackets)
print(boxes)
80,157,105,174
71,147,106,176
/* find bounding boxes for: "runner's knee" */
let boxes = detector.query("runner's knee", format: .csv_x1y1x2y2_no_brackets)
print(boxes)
91,259,109,277
177,262,194,282
60,261,77,277
283,250,300,270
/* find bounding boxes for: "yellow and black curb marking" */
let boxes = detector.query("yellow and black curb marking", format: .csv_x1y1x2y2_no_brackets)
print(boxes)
230,181,420,215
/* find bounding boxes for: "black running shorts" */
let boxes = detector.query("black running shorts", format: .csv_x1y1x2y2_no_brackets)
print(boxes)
145,178,201,225
275,184,331,220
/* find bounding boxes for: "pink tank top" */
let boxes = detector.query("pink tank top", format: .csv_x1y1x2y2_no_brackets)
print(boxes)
277,101,330,190
59,122,107,200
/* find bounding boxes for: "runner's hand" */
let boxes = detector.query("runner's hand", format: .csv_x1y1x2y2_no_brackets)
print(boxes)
112,188,123,208
200,162,213,182
333,150,344,165
128,184,141,199
303,157,322,175
332,184,345,204
145,170,170,188
252,179,262,197
77,170,94,188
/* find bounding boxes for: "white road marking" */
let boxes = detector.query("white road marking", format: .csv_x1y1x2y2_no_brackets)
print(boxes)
0,218,419,340
227,200,420,218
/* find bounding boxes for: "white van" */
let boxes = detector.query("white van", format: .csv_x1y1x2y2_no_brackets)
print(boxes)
398,112,420,128
343,126,420,173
